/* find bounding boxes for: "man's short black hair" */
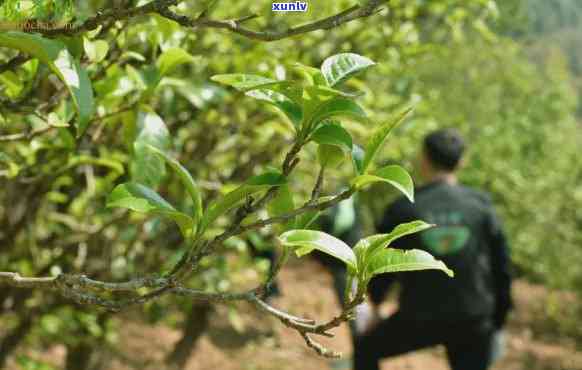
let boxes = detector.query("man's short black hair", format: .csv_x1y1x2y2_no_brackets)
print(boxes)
423,128,465,171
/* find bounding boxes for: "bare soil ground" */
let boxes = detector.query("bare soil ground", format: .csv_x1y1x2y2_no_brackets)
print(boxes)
8,258,582,370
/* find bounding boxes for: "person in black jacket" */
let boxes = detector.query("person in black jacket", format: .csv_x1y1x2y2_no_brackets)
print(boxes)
353,128,513,370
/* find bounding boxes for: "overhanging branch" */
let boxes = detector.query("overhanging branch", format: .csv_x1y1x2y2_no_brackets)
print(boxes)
0,270,363,358
33,0,384,41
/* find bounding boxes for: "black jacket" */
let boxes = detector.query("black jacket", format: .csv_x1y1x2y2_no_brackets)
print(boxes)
369,180,513,328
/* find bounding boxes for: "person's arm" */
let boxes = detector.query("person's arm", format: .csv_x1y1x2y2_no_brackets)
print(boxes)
485,207,513,329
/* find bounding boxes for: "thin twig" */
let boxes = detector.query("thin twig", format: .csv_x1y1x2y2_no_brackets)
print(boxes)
30,0,384,43
300,332,342,359
0,126,54,142
158,0,384,42
310,166,325,204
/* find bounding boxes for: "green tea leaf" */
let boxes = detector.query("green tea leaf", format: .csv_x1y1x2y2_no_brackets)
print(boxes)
211,74,277,91
246,89,303,128
213,74,303,118
200,170,287,232
0,32,94,136
354,220,434,268
367,248,454,278
107,182,194,237
278,229,357,269
293,62,327,85
362,107,413,173
83,38,109,63
156,47,197,76
321,53,376,87
145,145,203,226
301,86,339,131
311,121,353,152
295,210,321,230
126,64,162,93
309,97,367,129
318,144,347,168
352,165,414,202
267,184,295,231
131,110,170,188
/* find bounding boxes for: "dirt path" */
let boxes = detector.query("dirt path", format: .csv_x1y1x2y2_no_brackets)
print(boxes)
9,259,582,370
111,259,582,370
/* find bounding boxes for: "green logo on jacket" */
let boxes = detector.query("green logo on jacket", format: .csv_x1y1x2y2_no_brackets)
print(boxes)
422,226,471,255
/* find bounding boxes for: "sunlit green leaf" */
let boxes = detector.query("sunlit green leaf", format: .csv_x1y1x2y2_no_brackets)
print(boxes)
295,209,321,230
59,36,84,60
131,109,170,188
211,74,277,91
267,184,295,231
354,220,434,268
352,165,414,202
321,53,376,87
367,248,454,278
309,97,368,129
293,62,327,85
145,145,203,227
120,50,146,62
65,155,125,174
83,38,109,63
362,107,413,173
278,229,357,269
200,170,287,232
107,182,194,237
246,89,303,127
318,144,347,168
157,47,197,76
213,74,303,118
0,31,94,136
311,121,353,152
301,85,340,130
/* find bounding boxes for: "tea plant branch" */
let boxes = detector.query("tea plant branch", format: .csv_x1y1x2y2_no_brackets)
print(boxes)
36,0,175,36
233,187,355,236
0,125,54,142
32,0,385,42
301,332,341,358
0,184,356,293
157,0,384,42
0,272,165,292
0,185,355,292
310,166,326,204
168,139,306,282
247,288,366,358
0,271,357,326
0,273,58,289
0,103,136,143
0,246,363,357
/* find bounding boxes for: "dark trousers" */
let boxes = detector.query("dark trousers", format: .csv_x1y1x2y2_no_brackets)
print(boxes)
353,311,495,370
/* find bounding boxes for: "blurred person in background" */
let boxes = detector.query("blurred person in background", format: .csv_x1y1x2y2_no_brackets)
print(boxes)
353,128,513,370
